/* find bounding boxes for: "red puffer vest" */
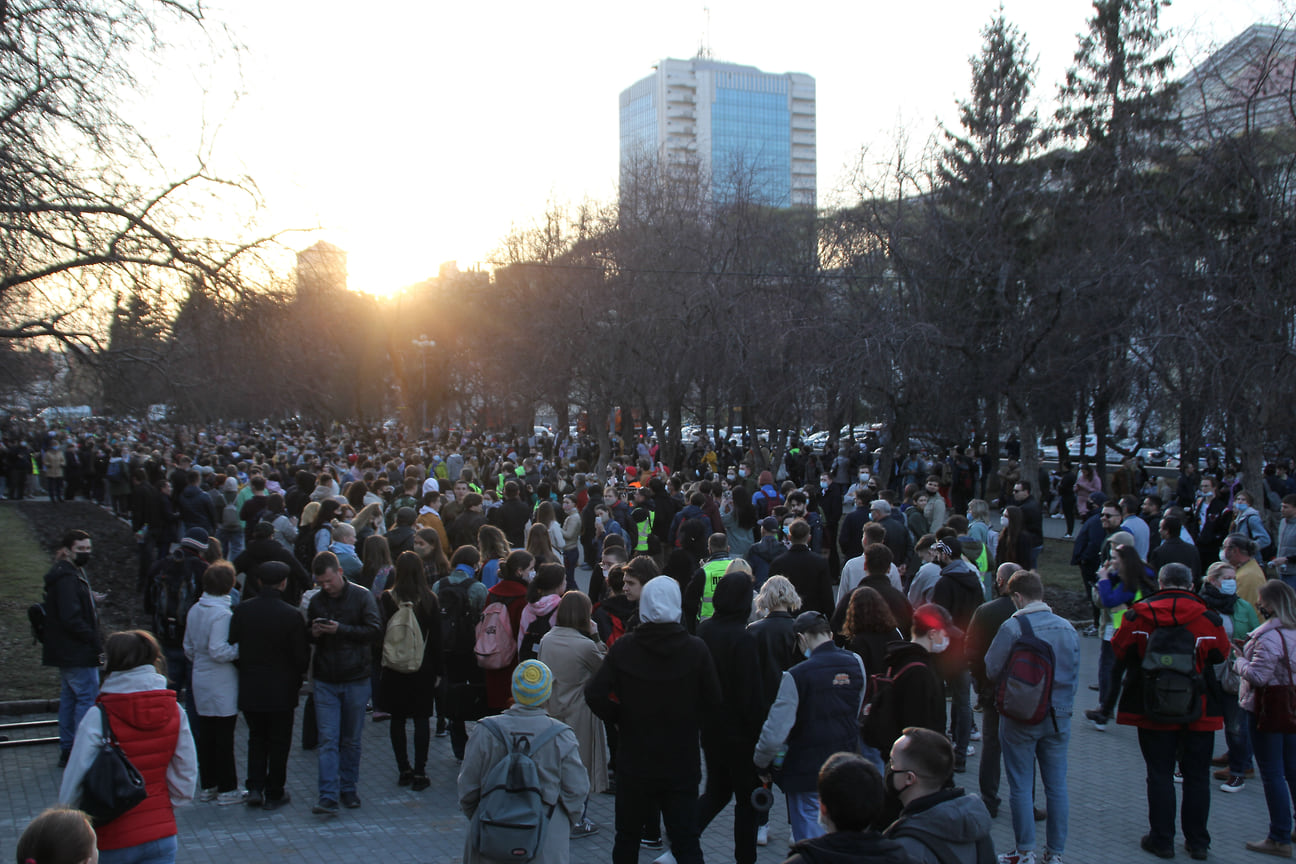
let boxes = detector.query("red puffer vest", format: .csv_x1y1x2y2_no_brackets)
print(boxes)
94,690,181,851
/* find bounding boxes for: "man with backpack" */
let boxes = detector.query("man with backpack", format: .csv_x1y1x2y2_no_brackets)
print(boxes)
983,570,1080,864
458,660,588,864
1110,562,1230,861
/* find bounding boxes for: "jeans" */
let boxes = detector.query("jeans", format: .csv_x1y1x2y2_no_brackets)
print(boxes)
786,790,825,843
1222,690,1254,774
859,741,886,773
696,735,759,864
563,547,580,590
1137,726,1213,851
979,701,1003,813
244,709,294,798
612,777,703,864
98,835,178,864
1097,640,1121,712
314,679,369,803
1251,712,1296,844
1001,714,1070,854
217,529,244,562
949,669,973,766
58,666,100,753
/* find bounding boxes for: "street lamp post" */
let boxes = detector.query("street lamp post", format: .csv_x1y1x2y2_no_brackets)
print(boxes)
412,335,436,434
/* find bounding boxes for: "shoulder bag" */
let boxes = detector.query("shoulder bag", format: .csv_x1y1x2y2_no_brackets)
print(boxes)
79,706,149,826
1256,629,1296,734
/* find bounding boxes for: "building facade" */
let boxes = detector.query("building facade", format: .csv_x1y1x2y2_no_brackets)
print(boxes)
620,57,816,208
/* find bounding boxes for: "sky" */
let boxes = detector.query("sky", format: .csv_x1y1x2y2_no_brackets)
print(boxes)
137,0,1288,296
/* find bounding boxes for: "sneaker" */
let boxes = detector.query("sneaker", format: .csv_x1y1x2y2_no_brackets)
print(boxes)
216,790,246,806
411,774,430,792
997,851,1037,864
312,799,339,816
1185,846,1208,861
435,727,449,738
262,791,291,811
1174,770,1183,784
641,837,664,850
1215,767,1254,780
245,789,264,807
1084,708,1110,730
757,825,769,846
966,744,976,756
971,729,983,742
1245,838,1293,857
1063,533,1073,540
1220,775,1246,793
652,852,676,864
1141,834,1175,859
372,711,390,722
570,819,599,839
198,786,218,803
340,791,361,809
1042,852,1065,864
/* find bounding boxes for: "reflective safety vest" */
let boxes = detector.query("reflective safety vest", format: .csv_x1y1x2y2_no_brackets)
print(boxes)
633,510,656,553
697,556,733,623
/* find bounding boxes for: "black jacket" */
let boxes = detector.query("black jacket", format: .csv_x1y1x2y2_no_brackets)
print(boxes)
930,561,983,631
377,591,443,716
448,509,487,551
872,641,945,753
41,559,101,668
234,539,311,604
386,523,417,556
492,498,531,548
785,830,918,864
770,545,834,616
584,620,721,782
1149,536,1203,586
306,581,382,683
696,573,765,741
228,586,310,712
966,595,1016,694
177,483,217,532
748,610,800,707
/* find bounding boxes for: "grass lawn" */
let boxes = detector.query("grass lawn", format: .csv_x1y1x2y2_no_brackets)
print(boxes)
0,506,59,701
1037,537,1082,591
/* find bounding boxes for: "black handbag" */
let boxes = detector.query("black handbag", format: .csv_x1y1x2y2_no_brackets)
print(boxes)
1257,630,1296,734
79,706,148,827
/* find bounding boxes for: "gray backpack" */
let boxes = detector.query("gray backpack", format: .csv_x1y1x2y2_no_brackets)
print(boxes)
470,721,564,862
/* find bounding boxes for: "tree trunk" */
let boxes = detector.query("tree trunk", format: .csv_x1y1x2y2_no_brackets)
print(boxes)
668,399,684,472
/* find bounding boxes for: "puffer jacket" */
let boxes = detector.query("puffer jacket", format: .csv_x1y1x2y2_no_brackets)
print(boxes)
306,580,382,683
1237,618,1296,712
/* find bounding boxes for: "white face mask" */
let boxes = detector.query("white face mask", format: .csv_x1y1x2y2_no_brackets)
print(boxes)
1220,578,1238,595
1000,515,1010,528
930,636,949,654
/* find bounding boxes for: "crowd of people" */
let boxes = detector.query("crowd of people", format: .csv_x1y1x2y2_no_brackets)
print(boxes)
18,415,1296,864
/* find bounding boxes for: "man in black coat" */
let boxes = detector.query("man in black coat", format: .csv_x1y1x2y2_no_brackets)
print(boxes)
234,521,312,604
229,562,310,809
870,499,913,579
585,576,721,864
490,480,531,548
770,520,834,616
1149,512,1204,589
42,528,101,766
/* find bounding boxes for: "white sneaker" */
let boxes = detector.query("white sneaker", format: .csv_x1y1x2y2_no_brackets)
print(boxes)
757,825,769,846
966,744,976,756
216,789,247,806
652,851,677,864
970,729,983,741
198,787,218,802
997,851,1036,864
1041,852,1064,864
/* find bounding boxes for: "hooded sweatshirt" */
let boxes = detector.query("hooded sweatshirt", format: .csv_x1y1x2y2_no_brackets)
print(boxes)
584,576,721,781
786,830,916,864
885,787,994,864
930,559,983,630
696,573,766,740
518,592,563,653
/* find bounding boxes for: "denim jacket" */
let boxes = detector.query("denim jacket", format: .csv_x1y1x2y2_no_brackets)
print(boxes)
984,601,1081,718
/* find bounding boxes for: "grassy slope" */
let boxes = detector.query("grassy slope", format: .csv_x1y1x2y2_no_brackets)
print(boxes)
0,507,59,700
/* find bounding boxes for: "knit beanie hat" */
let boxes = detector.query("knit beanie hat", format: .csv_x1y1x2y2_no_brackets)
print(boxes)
511,660,553,707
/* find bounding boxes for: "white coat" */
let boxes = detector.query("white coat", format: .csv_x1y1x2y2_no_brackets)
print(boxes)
184,593,239,717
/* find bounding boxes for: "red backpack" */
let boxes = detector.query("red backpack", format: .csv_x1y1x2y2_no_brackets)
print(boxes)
994,615,1057,726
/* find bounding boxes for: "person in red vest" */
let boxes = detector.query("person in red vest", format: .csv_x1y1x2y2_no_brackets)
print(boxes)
59,629,198,863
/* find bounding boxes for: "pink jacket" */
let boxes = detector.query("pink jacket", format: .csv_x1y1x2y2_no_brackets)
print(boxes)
1237,619,1296,712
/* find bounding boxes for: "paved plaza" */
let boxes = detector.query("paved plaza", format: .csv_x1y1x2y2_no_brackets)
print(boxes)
0,625,1276,864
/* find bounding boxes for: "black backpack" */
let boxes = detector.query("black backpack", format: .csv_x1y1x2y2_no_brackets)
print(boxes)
152,554,198,649
518,609,556,663
860,660,928,751
27,602,46,644
1141,623,1204,724
436,577,479,657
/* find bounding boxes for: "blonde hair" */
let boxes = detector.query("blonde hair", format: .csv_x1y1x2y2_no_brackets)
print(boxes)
300,501,321,531
724,559,753,579
352,501,383,530
755,575,801,618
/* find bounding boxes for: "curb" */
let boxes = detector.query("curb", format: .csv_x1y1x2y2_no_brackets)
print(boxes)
0,700,57,717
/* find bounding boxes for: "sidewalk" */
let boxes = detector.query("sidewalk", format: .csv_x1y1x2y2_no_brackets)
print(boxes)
0,628,1271,862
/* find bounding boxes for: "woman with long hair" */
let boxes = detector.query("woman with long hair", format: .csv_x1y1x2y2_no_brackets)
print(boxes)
59,630,197,864
312,498,342,554
526,523,559,567
1075,463,1103,518
1237,580,1296,856
359,535,394,594
351,501,385,545
1087,539,1154,727
477,525,510,590
537,590,608,834
184,561,242,805
535,500,565,558
518,563,567,662
345,480,368,513
378,551,442,792
842,585,903,676
995,505,1036,573
722,487,759,558
483,550,534,714
412,527,450,583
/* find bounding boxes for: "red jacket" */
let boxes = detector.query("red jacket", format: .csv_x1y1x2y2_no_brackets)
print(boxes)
484,579,528,710
95,690,182,851
1112,588,1229,732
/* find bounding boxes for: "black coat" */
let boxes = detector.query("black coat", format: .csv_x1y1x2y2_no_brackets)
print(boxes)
41,559,101,668
785,830,917,864
307,581,382,683
748,610,800,708
872,640,945,752
228,586,309,713
377,592,442,716
1149,536,1203,586
770,545,834,616
585,621,721,782
966,595,1016,694
492,498,531,548
449,510,487,551
233,539,311,604
177,483,217,532
696,573,765,741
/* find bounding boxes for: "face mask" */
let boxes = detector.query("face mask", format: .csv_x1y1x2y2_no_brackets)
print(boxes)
73,552,91,567
930,636,949,654
859,473,869,483
739,469,748,478
727,474,736,481
820,481,829,491
1220,579,1238,596
1000,516,1010,528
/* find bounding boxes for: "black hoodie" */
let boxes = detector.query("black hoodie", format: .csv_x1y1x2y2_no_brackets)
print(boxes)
696,573,766,740
786,830,918,864
584,619,721,782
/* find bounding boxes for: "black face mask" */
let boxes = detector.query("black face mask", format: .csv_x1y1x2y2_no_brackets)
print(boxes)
884,768,909,804
73,552,91,567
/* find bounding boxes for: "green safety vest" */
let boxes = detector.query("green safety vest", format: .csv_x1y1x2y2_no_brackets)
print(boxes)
697,557,733,623
633,510,656,553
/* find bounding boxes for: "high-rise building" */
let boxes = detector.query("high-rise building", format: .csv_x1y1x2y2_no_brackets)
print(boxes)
619,57,816,208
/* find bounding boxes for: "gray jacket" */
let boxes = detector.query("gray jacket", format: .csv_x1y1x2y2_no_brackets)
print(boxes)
885,788,994,864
